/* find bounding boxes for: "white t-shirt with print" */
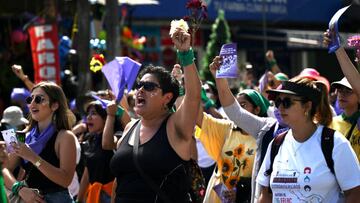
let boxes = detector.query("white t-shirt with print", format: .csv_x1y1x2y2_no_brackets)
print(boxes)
257,125,360,203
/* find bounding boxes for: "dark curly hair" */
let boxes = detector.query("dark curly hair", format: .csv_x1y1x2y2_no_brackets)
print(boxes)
138,65,180,109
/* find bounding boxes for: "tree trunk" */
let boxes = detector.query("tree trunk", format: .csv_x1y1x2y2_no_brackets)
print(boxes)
76,0,91,93
105,0,119,61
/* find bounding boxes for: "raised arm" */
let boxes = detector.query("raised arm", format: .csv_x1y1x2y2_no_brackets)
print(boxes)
209,56,276,137
323,30,360,100
171,28,201,140
210,56,236,107
102,100,130,150
11,64,35,90
335,48,360,99
266,50,281,74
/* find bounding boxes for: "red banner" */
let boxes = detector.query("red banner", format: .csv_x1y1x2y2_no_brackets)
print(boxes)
28,24,61,84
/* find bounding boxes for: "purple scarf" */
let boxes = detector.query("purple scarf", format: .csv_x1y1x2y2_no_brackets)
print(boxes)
25,123,56,158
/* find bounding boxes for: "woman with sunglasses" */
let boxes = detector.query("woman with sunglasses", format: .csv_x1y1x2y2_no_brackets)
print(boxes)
209,56,288,203
195,89,271,203
2,81,77,202
256,77,360,202
109,26,201,202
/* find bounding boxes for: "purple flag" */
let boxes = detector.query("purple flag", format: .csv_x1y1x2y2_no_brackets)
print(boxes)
102,57,141,102
328,5,350,53
258,70,269,93
90,94,111,109
216,43,238,78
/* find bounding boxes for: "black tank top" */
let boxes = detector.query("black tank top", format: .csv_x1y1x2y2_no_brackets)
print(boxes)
23,131,67,194
84,133,114,184
110,118,190,203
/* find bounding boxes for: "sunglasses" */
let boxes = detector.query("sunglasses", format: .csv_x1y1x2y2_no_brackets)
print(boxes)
26,95,47,105
275,97,302,109
135,81,160,91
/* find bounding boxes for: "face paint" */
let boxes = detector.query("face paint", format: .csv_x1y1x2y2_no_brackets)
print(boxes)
274,108,288,127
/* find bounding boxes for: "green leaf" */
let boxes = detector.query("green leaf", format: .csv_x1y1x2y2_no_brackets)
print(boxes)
233,167,238,171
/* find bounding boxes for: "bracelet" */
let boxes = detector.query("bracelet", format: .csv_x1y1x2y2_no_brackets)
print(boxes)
116,106,124,118
177,48,195,67
179,87,185,96
268,59,277,67
12,181,26,196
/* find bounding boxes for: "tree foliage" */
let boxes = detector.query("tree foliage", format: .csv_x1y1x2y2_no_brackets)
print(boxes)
200,9,231,82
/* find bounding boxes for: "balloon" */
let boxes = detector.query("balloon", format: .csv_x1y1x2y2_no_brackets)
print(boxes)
11,30,28,43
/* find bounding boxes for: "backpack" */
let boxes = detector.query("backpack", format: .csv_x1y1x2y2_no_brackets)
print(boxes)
264,127,335,185
260,123,289,168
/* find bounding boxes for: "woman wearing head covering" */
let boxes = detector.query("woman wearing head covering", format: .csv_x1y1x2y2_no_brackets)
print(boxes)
209,56,288,203
329,78,360,161
323,30,360,162
196,89,270,203
257,77,360,202
109,25,201,202
3,81,77,202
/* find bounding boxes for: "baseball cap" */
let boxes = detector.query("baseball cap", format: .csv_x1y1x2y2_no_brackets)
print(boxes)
331,77,352,90
298,68,330,92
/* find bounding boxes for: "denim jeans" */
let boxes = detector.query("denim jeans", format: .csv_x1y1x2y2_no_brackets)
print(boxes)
99,190,111,203
44,190,74,203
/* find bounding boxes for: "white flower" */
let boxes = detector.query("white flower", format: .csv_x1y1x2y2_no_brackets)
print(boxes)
169,19,189,37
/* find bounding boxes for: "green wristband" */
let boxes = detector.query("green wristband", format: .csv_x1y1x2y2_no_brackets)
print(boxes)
268,59,277,67
116,106,125,118
177,48,195,67
179,87,185,96
12,181,25,196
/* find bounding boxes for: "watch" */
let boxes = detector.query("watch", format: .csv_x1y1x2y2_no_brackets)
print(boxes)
34,158,42,168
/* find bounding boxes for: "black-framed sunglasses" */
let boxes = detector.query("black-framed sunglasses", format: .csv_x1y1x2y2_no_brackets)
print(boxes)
135,81,160,91
275,97,302,109
26,95,46,105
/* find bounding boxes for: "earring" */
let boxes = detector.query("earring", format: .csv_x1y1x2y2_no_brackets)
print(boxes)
52,112,57,123
305,111,308,117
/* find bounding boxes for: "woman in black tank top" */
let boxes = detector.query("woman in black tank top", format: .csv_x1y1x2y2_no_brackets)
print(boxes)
76,100,128,203
109,26,201,203
2,82,77,203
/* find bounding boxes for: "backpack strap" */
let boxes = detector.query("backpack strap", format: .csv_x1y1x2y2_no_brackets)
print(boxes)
264,130,288,177
260,124,276,167
321,127,335,175
265,130,288,194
